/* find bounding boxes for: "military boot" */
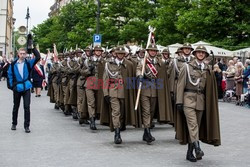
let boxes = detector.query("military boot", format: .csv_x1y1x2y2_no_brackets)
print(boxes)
79,119,89,125
196,141,203,160
193,141,204,159
60,104,65,112
186,143,197,162
90,117,97,130
54,103,60,110
114,128,122,144
64,105,71,116
71,107,78,120
143,128,155,143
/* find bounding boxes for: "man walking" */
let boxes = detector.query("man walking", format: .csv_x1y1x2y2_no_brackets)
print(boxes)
7,35,40,133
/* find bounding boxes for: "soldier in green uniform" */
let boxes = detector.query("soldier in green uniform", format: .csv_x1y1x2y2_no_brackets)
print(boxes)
77,46,91,125
170,43,195,130
176,45,221,162
84,45,106,130
136,44,173,144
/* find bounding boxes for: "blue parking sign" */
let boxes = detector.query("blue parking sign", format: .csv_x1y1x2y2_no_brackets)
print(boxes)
93,34,102,43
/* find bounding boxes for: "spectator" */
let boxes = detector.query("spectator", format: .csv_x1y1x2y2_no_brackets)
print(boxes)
217,58,223,71
243,59,250,94
223,60,235,90
234,62,244,105
7,47,40,133
1,57,10,81
0,56,3,80
31,60,45,97
233,56,238,65
221,58,228,71
214,64,223,99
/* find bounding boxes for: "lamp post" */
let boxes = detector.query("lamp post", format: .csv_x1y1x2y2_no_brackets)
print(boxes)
96,0,100,34
25,7,30,35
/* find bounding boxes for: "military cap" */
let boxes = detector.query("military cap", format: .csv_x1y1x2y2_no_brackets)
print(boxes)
84,46,92,51
58,53,63,58
146,44,158,51
94,45,103,51
162,48,170,54
192,45,209,57
110,47,117,53
180,43,194,51
175,47,182,54
75,48,83,53
115,46,127,54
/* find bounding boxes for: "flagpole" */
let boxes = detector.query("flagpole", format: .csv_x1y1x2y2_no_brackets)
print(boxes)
134,26,155,112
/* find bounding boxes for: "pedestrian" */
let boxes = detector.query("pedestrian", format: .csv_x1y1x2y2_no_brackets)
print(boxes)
217,58,223,71
31,60,45,97
234,62,244,105
176,45,221,162
243,59,250,94
214,64,223,99
223,60,235,91
7,42,41,133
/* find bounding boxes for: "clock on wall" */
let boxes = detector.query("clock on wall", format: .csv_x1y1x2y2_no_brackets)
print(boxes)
17,36,27,46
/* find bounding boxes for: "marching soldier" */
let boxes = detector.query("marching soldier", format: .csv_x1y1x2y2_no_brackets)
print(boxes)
102,46,135,144
136,44,173,144
84,45,106,130
135,48,145,65
175,47,183,57
63,51,77,117
60,52,71,115
170,43,195,130
47,54,61,109
176,45,221,162
76,46,91,125
68,49,83,119
161,48,173,79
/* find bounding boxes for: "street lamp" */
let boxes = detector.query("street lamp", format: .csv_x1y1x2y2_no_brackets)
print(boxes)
96,0,100,34
25,7,30,35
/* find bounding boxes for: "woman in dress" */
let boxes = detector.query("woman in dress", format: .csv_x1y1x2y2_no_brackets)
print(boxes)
234,62,244,105
223,60,236,91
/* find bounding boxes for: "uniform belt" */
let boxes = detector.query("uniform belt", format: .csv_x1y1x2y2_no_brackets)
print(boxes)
184,89,205,94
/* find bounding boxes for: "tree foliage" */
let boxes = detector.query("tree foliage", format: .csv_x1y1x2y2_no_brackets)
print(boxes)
32,0,250,52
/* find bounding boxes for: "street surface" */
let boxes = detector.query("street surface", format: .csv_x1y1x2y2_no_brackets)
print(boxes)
0,81,250,167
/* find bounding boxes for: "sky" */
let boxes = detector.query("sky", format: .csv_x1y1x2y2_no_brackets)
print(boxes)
13,0,54,30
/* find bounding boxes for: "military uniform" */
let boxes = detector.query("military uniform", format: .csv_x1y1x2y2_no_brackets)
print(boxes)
84,45,106,130
76,47,91,124
60,54,71,115
51,62,61,108
170,43,195,131
136,44,173,144
176,45,221,162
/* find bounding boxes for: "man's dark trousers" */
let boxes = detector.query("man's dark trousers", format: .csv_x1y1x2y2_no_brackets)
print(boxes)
12,89,31,128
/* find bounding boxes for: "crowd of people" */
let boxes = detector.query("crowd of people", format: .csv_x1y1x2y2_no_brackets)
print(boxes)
214,57,250,107
5,36,248,162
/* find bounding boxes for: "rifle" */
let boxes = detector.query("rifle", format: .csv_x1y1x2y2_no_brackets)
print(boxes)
134,26,156,112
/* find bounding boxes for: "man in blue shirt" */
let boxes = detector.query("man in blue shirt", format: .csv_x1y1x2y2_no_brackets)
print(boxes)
7,46,40,133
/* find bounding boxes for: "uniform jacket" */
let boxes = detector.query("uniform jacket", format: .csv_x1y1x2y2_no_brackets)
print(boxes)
100,59,137,130
176,60,208,111
136,56,173,123
176,61,221,146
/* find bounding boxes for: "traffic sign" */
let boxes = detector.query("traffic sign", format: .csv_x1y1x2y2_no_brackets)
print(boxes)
93,34,102,43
